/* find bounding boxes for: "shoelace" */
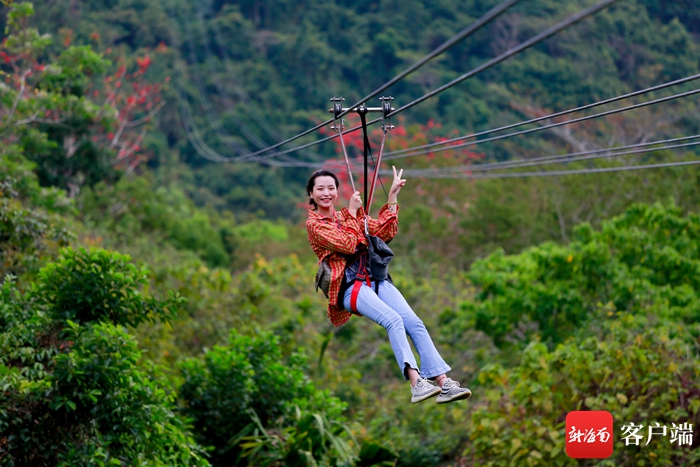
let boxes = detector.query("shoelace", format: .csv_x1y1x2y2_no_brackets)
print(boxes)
414,378,432,391
442,378,460,389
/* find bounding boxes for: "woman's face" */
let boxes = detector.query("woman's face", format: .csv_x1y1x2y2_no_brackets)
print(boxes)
311,175,338,210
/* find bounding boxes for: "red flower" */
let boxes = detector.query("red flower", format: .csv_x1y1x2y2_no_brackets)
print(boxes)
136,55,151,73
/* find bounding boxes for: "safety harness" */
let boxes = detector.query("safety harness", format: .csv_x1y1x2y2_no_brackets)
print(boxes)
330,97,395,313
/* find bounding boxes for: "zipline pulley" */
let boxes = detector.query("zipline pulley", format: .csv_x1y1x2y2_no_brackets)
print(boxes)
379,96,395,133
328,96,396,214
330,97,345,131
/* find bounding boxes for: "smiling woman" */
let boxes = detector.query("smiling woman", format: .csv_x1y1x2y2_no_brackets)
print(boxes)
304,168,472,405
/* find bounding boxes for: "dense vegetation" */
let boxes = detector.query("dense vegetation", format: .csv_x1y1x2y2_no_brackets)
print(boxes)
1,1,699,466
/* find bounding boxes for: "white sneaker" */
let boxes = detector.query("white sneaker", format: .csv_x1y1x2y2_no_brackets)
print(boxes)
410,377,442,403
436,378,472,404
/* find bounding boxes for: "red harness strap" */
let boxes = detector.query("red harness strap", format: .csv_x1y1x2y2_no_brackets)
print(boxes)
350,254,370,314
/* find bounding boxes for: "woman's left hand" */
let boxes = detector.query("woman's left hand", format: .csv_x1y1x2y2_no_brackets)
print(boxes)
389,166,406,198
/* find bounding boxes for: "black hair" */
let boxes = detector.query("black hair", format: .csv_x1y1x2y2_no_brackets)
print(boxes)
306,170,340,208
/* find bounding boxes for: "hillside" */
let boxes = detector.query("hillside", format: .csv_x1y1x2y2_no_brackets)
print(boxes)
1,1,699,466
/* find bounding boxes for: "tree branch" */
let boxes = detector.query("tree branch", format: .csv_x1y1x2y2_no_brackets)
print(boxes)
125,100,165,127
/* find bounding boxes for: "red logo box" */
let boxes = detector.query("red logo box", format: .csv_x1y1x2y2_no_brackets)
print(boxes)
565,411,614,459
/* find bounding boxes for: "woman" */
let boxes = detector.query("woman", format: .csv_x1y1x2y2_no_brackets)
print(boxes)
306,167,471,404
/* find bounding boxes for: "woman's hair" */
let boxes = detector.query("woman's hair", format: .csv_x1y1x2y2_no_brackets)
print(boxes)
306,170,340,208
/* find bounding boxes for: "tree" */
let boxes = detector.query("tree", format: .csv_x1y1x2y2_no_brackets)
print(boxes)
0,247,206,466
0,2,163,196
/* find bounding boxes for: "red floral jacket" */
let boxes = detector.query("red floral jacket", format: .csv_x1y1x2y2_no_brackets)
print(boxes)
306,204,399,327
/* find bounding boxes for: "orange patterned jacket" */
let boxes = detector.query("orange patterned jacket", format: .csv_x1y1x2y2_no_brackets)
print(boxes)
306,204,399,327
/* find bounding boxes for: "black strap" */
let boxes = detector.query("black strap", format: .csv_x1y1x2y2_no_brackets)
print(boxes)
358,109,371,212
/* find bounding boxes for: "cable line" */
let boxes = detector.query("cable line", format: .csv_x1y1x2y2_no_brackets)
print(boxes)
384,73,700,159
245,0,620,162
386,0,619,119
192,3,325,162
192,0,522,160
200,4,298,142
172,0,617,165
402,134,700,175
383,86,700,161
167,0,292,165
182,10,253,155
404,139,700,178
330,0,523,123
266,82,700,168
402,158,700,179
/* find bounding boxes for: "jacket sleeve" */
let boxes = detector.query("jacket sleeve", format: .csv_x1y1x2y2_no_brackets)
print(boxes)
366,204,399,243
307,211,362,255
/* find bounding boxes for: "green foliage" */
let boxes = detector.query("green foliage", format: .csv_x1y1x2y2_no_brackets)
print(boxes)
35,247,182,326
178,329,348,466
0,253,207,466
237,408,360,467
0,178,73,278
1,3,120,193
449,203,700,350
79,176,232,267
0,147,72,212
40,45,110,96
465,316,700,466
3,2,700,466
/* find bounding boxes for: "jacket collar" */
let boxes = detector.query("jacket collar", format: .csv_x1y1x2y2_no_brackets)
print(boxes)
308,208,337,221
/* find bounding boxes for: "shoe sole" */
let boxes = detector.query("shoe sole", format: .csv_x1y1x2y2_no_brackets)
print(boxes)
411,387,442,403
436,389,472,404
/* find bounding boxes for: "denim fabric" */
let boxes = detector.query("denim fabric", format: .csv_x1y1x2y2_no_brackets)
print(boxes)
343,280,451,380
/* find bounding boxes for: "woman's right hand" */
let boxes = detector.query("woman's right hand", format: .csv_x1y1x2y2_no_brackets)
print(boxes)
348,191,362,218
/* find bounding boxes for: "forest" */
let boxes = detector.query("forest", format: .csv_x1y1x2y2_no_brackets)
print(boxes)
1,0,699,465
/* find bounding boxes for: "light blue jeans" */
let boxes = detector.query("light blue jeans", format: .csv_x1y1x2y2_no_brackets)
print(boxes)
343,280,451,380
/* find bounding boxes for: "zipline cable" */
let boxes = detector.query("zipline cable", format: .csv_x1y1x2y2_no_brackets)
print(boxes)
383,86,700,161
399,158,700,179
182,9,253,155
192,9,271,150
245,0,620,163
383,73,700,159
199,4,305,144
385,0,619,119
232,81,700,168
192,3,325,162
402,134,700,175
191,0,523,160
330,0,523,123
167,0,292,165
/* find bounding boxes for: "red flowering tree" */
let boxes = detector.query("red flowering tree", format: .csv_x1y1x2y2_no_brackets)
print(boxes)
0,2,163,196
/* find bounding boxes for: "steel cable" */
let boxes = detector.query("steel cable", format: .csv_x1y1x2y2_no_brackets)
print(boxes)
401,135,700,175
241,0,620,162
399,158,700,179
383,86,700,162
176,0,523,161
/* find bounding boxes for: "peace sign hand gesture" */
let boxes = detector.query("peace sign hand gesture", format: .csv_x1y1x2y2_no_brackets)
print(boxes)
389,165,406,207
388,165,406,203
